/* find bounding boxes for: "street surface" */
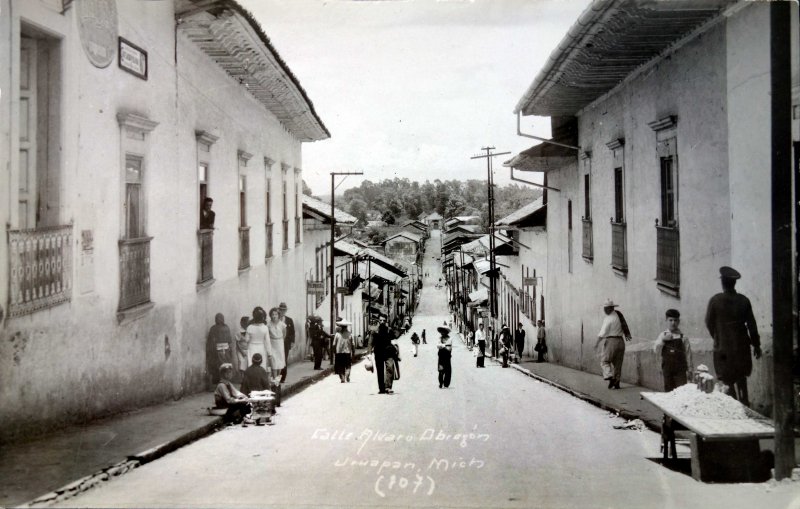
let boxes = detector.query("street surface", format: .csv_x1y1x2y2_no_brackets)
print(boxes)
55,232,799,509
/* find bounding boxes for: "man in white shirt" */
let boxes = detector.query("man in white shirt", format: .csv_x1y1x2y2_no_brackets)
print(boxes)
474,322,486,368
595,299,631,389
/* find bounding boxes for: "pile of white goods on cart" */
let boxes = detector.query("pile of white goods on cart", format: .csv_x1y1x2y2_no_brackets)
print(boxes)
642,370,774,483
248,390,277,426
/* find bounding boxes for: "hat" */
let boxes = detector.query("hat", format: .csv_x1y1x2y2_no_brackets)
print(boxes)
437,326,451,335
719,266,741,279
602,298,619,308
252,353,263,364
278,302,288,310
665,309,680,319
308,315,323,323
219,363,233,373
336,318,352,327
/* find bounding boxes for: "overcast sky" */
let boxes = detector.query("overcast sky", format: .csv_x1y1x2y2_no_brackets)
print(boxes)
238,0,591,195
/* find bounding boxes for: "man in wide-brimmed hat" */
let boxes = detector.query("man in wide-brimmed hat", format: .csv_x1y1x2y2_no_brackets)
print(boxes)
436,325,453,388
705,266,761,406
307,315,331,370
594,298,632,389
369,316,391,393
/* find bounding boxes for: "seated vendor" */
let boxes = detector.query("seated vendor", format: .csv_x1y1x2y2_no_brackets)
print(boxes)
214,363,253,425
241,353,272,395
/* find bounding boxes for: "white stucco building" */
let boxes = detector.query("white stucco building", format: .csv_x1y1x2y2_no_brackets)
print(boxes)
0,0,328,441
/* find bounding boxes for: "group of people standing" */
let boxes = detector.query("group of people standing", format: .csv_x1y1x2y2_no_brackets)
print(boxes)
466,320,547,369
596,266,761,407
206,303,297,408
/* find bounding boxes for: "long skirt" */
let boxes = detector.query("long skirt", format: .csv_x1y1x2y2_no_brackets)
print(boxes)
335,353,352,376
601,337,625,381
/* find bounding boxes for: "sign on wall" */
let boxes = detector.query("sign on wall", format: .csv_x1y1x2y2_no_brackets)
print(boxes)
77,0,118,68
307,281,325,294
119,37,148,80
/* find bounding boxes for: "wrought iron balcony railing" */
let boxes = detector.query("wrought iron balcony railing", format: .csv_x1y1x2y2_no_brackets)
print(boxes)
119,236,152,311
610,220,627,273
656,222,680,290
198,229,214,284
8,224,73,317
239,226,250,270
582,218,593,260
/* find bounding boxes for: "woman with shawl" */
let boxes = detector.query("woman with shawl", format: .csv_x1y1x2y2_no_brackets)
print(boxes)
206,313,236,386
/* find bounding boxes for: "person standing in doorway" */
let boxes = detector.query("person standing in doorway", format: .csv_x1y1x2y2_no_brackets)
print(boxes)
370,316,391,394
474,322,486,368
705,266,761,406
594,299,632,389
514,323,526,362
277,302,295,383
200,197,216,230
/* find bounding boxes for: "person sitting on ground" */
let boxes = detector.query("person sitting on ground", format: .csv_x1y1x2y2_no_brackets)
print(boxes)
213,364,253,426
240,353,272,396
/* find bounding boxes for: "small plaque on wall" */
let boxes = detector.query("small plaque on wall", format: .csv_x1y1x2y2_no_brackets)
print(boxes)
119,37,148,80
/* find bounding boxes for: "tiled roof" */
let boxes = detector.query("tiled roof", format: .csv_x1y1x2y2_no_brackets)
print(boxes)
496,199,545,226
176,0,330,141
303,195,357,224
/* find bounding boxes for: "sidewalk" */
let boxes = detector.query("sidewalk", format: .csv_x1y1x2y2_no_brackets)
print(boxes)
1,352,364,508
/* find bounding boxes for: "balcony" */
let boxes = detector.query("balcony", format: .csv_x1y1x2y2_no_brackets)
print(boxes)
238,226,250,270
656,223,680,294
282,220,289,251
119,236,152,311
265,223,274,259
198,229,214,284
582,218,593,261
611,221,627,274
8,225,73,317
295,217,301,245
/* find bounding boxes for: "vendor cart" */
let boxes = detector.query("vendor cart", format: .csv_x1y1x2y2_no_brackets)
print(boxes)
642,390,774,483
248,390,277,425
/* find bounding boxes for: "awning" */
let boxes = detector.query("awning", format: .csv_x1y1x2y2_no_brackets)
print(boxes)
495,198,546,228
361,282,381,300
334,240,361,257
358,261,402,284
468,287,489,304
365,303,388,317
454,253,474,268
473,259,492,275
504,141,576,173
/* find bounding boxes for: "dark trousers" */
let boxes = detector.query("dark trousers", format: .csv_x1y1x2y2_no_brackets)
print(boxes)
374,355,387,393
223,402,251,424
516,340,524,359
312,343,324,369
476,356,484,368
721,376,750,407
438,358,452,387
280,340,292,382
663,368,688,393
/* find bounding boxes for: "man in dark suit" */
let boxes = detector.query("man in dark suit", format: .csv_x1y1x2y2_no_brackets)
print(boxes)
705,266,761,406
278,302,295,383
514,323,526,362
370,316,391,394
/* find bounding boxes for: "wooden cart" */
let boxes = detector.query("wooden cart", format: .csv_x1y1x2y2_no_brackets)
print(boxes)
642,391,774,482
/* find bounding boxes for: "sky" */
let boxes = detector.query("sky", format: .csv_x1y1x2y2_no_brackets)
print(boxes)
238,0,592,196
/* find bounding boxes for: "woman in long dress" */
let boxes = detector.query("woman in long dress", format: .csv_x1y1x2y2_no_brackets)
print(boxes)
267,307,287,381
246,308,272,372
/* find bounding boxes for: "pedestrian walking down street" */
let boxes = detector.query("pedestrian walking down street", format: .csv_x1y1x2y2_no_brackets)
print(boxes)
595,299,632,389
384,338,401,394
267,307,287,383
475,322,486,368
277,302,295,383
370,316,391,394
421,329,427,344
705,266,761,406
403,316,411,335
206,313,236,387
411,331,420,357
499,324,512,367
437,326,453,388
535,320,547,363
308,316,332,370
246,307,273,374
333,319,355,383
213,364,252,426
653,309,693,392
514,323,525,361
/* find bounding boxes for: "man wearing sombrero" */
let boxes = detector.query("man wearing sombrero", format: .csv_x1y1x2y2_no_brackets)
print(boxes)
595,298,632,389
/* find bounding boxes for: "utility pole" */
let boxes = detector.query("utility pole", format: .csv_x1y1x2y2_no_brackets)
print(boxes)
330,172,363,342
471,147,510,346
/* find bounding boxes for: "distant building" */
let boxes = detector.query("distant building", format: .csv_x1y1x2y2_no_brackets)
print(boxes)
423,211,442,230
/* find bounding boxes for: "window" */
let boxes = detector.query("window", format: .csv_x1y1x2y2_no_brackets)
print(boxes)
238,151,252,271
239,174,247,228
649,116,680,293
584,174,591,219
265,157,274,259
124,155,144,239
567,200,573,273
660,156,677,227
614,168,624,223
606,138,626,274
198,163,208,210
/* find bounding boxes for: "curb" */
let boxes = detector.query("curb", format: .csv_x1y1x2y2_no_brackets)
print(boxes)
21,362,338,508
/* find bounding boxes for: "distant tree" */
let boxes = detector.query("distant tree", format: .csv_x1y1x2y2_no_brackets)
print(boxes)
381,210,396,225
302,180,313,196
366,228,387,245
348,198,369,226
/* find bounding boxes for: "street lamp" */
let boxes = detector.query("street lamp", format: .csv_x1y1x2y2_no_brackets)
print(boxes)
330,171,363,340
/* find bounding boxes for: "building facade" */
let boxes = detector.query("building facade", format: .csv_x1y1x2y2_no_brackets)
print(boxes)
0,0,328,441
